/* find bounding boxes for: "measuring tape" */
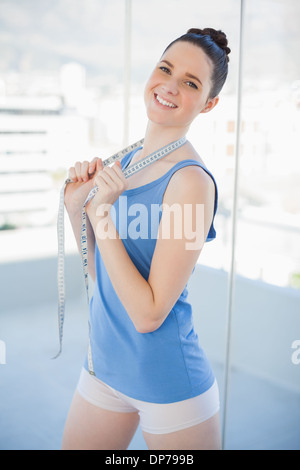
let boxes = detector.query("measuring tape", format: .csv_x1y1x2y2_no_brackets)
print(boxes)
55,136,187,374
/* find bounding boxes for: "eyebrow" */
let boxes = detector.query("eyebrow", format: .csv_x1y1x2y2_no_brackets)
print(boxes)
160,60,203,87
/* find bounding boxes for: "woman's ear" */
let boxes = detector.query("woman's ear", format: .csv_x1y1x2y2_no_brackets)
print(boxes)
200,96,219,114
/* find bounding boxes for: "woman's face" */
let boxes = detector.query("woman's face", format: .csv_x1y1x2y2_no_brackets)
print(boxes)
144,41,218,131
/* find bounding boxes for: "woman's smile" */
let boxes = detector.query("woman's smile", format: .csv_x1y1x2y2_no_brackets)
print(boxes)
154,93,178,109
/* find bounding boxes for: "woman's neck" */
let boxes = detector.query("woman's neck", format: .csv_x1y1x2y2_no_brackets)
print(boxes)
137,122,188,161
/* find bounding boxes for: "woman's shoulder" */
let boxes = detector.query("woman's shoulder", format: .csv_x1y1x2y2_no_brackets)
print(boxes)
170,141,214,187
170,161,214,191
164,157,216,207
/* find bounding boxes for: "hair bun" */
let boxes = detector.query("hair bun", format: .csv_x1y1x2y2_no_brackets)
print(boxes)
188,27,231,62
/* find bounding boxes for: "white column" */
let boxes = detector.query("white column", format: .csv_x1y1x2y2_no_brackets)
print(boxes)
123,0,132,147
222,0,246,450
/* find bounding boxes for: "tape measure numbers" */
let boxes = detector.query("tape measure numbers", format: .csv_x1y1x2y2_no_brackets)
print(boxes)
56,136,187,374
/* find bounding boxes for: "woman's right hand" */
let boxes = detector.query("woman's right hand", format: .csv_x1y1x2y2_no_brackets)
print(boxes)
64,157,104,215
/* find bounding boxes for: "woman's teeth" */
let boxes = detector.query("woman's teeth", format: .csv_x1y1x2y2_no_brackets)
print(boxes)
155,94,177,108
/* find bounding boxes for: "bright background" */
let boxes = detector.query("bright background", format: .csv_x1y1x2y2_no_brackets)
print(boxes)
0,0,299,450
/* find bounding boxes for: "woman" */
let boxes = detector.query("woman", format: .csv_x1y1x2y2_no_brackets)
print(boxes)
62,28,230,450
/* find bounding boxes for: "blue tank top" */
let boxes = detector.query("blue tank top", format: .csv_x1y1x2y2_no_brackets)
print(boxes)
84,147,218,404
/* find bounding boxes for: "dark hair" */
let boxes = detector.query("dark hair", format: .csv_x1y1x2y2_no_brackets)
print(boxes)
163,28,231,99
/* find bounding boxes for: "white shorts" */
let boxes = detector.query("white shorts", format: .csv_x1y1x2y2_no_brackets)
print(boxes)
77,368,220,435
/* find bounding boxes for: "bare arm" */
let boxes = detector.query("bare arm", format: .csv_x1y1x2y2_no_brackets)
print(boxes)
87,164,215,333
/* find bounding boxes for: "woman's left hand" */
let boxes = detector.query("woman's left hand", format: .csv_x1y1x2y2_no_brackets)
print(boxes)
86,161,128,216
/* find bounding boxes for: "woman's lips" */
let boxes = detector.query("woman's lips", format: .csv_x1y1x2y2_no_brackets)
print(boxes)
154,93,177,109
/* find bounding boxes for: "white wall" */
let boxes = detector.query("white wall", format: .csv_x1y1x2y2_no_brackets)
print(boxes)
188,265,300,393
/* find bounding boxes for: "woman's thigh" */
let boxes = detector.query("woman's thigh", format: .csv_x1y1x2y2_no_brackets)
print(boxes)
62,390,140,450
142,412,222,450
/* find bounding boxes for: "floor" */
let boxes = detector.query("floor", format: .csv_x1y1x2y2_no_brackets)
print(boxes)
0,294,299,450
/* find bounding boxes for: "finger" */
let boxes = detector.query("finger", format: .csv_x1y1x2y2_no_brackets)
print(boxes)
95,168,116,187
95,167,124,197
96,158,104,172
113,161,124,177
94,173,111,194
68,166,77,182
100,164,127,193
81,161,90,182
75,161,83,182
88,157,100,175
111,162,128,190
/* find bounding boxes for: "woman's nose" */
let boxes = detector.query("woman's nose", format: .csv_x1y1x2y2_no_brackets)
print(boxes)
162,78,179,96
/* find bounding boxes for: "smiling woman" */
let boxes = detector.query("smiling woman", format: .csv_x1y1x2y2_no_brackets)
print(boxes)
143,41,217,131
62,27,230,451
143,28,230,134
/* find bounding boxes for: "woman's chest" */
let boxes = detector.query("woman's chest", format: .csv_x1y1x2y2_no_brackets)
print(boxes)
125,158,178,190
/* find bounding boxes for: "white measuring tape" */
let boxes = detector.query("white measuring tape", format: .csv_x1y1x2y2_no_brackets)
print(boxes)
55,136,187,374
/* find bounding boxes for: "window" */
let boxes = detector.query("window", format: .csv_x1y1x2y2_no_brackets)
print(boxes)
0,0,299,451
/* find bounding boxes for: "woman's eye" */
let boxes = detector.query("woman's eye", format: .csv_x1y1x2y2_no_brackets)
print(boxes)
186,81,198,90
159,66,171,74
